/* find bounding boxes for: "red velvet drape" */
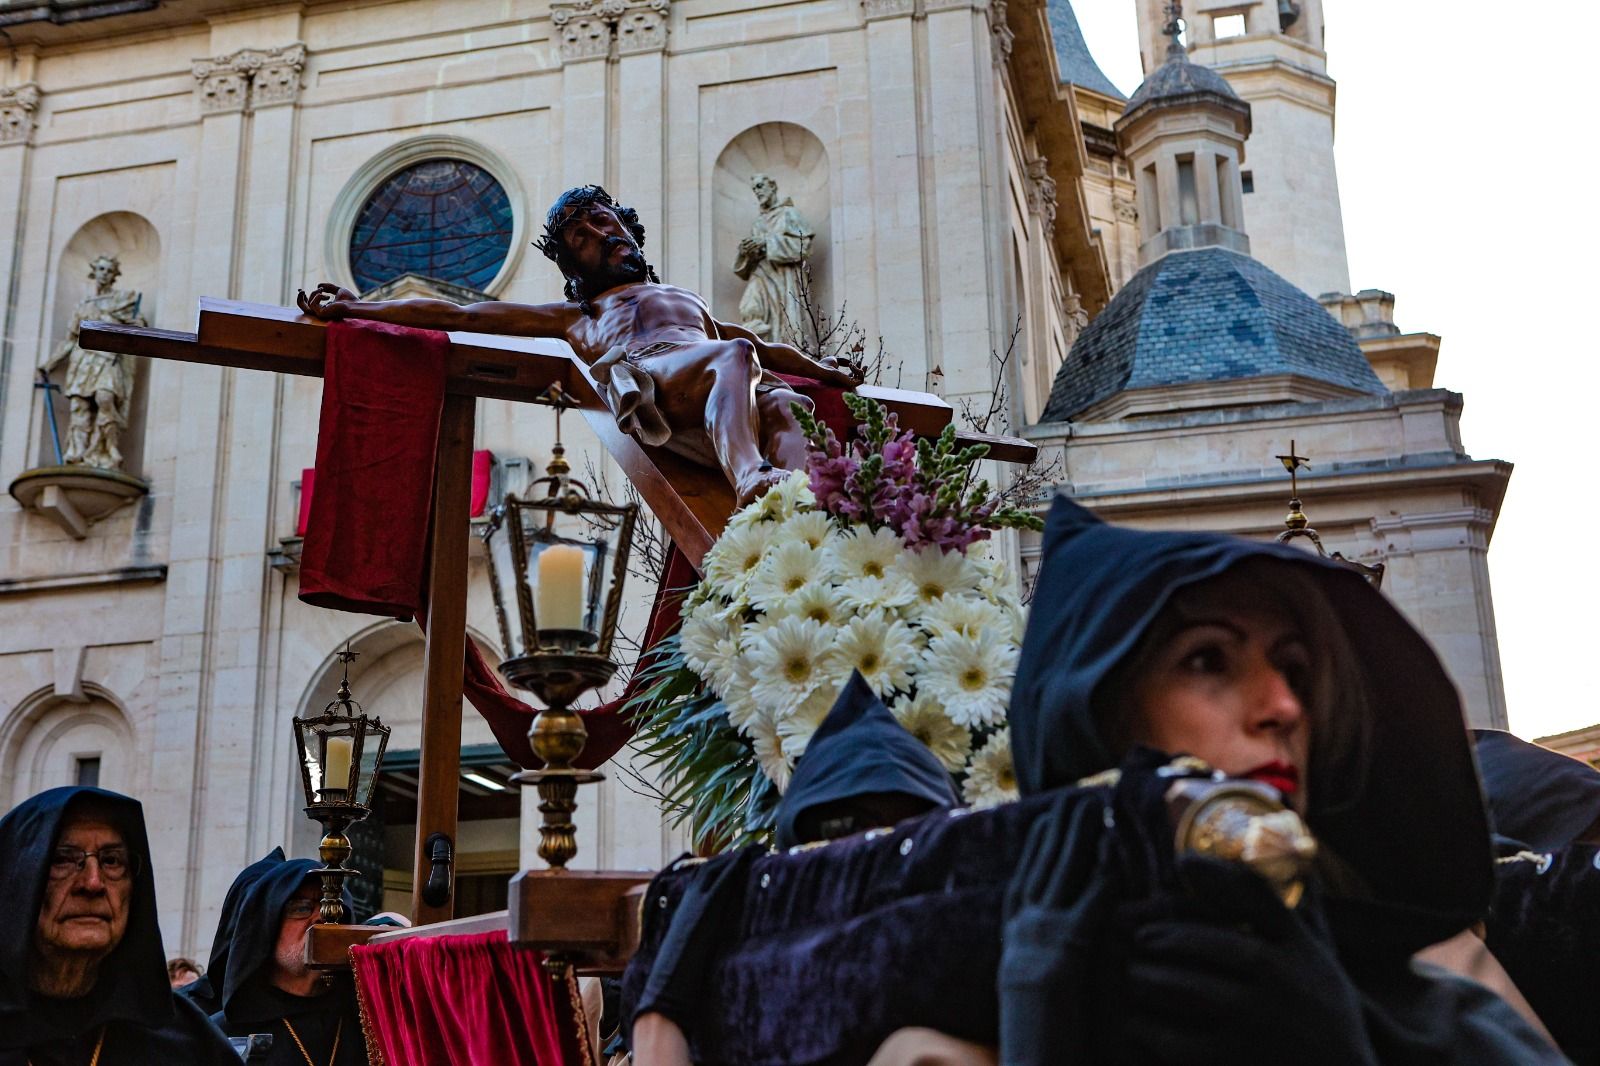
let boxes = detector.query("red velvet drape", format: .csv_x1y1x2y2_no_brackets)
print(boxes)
350,931,591,1066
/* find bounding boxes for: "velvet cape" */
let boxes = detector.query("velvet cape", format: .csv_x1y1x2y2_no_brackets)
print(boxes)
0,786,238,1066
1001,495,1557,1065
1474,729,1600,1062
1473,729,1600,852
207,852,364,1066
629,671,961,1041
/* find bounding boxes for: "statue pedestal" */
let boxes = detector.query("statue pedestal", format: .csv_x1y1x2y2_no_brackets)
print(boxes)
8,465,149,539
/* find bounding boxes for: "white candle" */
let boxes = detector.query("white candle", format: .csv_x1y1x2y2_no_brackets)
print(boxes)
537,544,587,631
323,735,353,794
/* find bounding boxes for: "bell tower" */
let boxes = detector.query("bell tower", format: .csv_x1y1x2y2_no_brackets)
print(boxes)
1134,0,1350,299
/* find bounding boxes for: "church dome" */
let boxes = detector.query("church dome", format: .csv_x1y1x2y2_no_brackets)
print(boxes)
1041,247,1385,422
1122,42,1246,122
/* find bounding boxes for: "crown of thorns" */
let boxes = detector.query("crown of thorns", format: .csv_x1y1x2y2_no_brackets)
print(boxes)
535,185,657,302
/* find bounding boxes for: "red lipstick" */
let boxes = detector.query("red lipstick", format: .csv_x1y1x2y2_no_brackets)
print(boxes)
1242,761,1300,797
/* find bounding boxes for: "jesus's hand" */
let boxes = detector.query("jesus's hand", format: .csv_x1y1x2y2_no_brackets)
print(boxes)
815,353,866,388
297,283,357,320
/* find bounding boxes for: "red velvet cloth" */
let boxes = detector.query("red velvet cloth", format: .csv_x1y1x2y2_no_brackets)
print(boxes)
349,931,590,1066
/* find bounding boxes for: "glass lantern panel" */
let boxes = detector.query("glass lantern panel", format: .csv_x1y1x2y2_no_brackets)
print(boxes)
355,727,388,808
486,516,525,657
320,724,360,797
523,519,615,644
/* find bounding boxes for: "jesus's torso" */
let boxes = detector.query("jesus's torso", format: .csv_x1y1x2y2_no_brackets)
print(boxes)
565,282,722,361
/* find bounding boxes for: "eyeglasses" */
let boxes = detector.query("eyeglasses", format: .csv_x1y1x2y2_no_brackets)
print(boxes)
49,845,138,882
283,898,319,920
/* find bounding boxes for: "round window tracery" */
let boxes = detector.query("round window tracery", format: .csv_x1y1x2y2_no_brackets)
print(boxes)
348,159,514,294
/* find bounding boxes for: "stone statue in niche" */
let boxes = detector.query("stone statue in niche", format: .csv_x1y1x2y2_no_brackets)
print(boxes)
732,173,815,346
48,255,146,471
299,185,862,506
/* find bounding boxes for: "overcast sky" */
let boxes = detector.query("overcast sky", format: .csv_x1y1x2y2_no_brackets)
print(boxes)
1073,2,1599,741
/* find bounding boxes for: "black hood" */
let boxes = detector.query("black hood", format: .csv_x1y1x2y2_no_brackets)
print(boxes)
215,853,326,1021
181,847,287,1015
1474,728,1600,851
775,671,961,850
1009,495,1492,928
0,787,174,1047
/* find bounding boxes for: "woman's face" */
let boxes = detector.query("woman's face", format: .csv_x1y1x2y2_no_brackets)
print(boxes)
1130,599,1313,810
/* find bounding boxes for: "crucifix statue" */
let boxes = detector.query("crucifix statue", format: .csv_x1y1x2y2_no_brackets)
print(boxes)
299,185,862,505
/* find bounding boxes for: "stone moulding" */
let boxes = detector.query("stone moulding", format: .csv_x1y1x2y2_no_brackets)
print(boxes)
861,0,915,20
191,43,307,113
1025,156,1057,241
552,0,669,61
0,82,41,146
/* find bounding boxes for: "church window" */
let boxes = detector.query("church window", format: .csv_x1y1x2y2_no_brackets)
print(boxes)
1241,170,1255,194
1140,164,1161,235
75,756,101,788
1177,157,1200,227
1213,13,1246,38
348,159,514,294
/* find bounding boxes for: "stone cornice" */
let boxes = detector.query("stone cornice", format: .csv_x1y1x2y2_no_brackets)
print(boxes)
0,82,41,146
192,43,306,113
551,0,669,62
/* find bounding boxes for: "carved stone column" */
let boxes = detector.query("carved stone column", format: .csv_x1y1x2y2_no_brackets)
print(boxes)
192,44,306,113
551,0,669,62
0,83,41,146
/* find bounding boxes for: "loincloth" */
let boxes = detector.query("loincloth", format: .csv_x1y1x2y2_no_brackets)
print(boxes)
589,340,787,448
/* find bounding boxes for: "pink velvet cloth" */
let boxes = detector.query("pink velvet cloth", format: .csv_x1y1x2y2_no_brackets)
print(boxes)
350,931,591,1066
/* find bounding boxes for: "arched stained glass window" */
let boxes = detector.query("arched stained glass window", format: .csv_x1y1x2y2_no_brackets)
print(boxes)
349,159,514,294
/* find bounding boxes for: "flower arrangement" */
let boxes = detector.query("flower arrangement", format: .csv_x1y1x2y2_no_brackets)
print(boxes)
628,395,1041,848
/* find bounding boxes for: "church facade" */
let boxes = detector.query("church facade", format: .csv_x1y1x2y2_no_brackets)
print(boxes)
0,0,1509,959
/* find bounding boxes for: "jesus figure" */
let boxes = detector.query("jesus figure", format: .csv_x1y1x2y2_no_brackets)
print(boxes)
299,185,862,505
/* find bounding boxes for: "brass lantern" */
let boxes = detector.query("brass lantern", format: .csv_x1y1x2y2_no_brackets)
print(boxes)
292,646,390,923
482,386,638,872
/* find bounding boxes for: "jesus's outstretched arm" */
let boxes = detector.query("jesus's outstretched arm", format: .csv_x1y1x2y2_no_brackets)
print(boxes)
298,282,580,338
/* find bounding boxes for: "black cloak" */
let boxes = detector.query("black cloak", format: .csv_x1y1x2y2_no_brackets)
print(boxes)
208,853,364,1066
1473,729,1600,852
0,787,238,1066
1001,495,1563,1065
1474,729,1600,1063
628,671,961,1040
180,846,289,1016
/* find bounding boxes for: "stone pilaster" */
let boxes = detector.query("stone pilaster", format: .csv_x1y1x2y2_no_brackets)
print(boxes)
191,44,306,114
551,0,669,62
0,83,41,146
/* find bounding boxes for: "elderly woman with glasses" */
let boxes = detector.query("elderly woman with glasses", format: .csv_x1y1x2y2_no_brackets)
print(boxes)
203,851,364,1066
0,786,238,1066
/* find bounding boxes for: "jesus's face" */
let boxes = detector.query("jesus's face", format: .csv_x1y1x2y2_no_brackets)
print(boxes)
558,202,648,295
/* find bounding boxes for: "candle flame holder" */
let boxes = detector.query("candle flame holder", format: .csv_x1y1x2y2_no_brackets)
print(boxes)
482,386,638,875
292,646,390,924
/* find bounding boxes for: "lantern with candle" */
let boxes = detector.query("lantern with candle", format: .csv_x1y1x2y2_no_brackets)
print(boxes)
292,645,390,923
483,385,638,870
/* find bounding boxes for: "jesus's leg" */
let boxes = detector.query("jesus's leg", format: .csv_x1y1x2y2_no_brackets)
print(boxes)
756,386,814,472
638,339,785,505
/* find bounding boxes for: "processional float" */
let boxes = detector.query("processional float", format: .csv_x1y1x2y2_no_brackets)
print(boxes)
78,299,1038,975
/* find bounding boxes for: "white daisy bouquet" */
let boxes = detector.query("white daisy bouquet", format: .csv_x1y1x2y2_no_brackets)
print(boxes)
628,394,1042,848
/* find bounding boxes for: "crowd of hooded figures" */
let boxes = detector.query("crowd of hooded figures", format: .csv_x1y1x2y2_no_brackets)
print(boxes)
4,495,1599,1065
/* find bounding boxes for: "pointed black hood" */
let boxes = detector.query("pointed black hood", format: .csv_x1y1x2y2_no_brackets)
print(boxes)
1474,728,1600,851
180,847,286,1016
0,787,174,1046
775,671,960,851
1009,495,1492,931
214,853,326,1021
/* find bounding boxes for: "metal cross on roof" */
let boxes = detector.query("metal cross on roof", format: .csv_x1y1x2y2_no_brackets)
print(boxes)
1163,1,1185,45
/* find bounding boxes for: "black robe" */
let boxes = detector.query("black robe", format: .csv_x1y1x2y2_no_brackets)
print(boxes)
180,846,290,1017
206,853,365,1066
0,787,238,1066
627,670,961,1046
1474,730,1600,1063
1001,495,1565,1065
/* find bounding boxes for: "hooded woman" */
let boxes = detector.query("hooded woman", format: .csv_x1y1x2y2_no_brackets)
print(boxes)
628,671,961,1066
1472,729,1600,1062
1000,496,1565,1065
0,786,239,1066
206,852,364,1066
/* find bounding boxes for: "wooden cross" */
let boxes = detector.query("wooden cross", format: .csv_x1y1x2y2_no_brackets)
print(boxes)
80,298,1037,931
